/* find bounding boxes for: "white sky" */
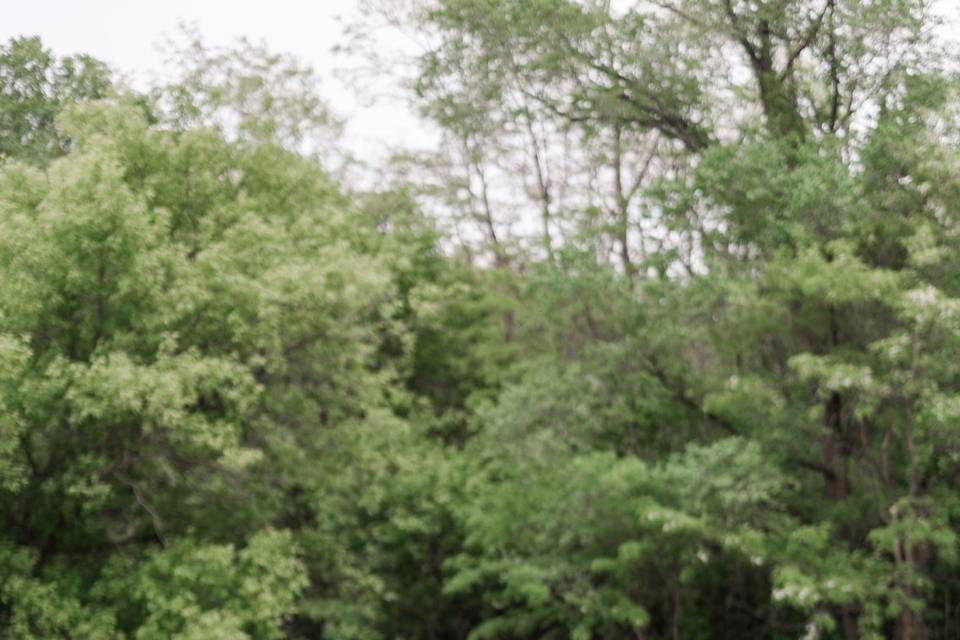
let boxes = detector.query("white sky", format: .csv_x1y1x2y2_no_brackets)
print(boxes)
0,0,433,164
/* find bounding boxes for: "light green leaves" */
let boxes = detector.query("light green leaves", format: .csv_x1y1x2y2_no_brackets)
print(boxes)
135,530,307,640
0,335,29,491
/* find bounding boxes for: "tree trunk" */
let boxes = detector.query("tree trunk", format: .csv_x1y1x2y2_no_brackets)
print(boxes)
823,391,850,500
840,603,860,640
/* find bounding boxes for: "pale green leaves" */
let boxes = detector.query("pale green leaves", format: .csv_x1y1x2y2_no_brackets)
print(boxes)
135,530,307,640
0,334,30,490
65,349,259,461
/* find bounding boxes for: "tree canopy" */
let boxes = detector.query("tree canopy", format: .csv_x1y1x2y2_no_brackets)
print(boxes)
2,3,960,637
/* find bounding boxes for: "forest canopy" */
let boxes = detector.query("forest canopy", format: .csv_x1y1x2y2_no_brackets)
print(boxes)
1,1,960,638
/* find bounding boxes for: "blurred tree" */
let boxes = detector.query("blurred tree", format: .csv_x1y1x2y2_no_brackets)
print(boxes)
0,36,112,164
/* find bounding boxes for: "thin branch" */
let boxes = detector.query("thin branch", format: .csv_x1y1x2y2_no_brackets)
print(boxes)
781,0,834,78
115,472,166,547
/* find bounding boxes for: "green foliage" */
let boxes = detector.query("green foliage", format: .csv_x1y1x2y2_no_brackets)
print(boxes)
0,53,395,635
0,36,112,164
2,13,960,640
135,530,306,639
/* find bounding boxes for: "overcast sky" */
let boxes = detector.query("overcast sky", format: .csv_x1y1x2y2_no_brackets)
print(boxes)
0,0,432,163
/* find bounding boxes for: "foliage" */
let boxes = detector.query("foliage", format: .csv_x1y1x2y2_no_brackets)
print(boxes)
0,36,112,164
2,9,960,639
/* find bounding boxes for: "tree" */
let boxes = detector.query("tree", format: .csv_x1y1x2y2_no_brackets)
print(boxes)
0,36,112,164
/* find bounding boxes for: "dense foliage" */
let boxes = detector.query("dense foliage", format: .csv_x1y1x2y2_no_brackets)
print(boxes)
2,3,960,638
